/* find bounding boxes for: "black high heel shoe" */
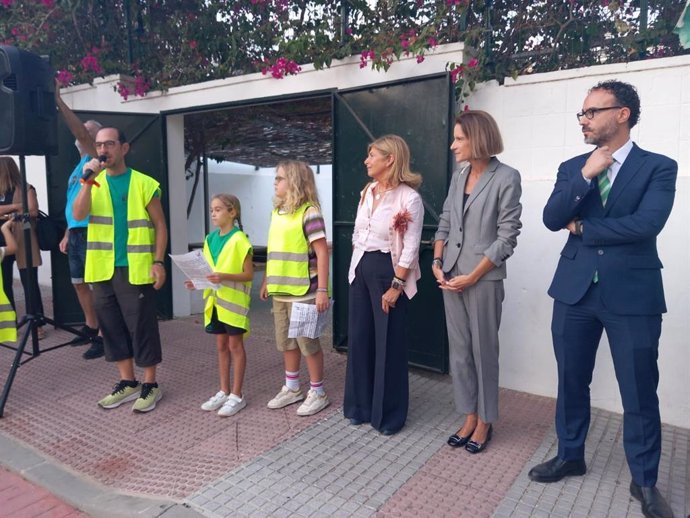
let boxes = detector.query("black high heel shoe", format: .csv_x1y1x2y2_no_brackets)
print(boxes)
447,427,475,448
465,424,492,454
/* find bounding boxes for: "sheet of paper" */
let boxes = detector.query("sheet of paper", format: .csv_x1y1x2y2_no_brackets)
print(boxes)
287,301,332,339
169,250,219,290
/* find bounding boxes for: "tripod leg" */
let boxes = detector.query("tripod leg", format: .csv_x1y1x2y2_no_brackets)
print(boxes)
0,324,33,417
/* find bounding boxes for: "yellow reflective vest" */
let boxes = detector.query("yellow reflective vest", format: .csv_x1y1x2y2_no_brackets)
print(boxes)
266,203,311,296
0,250,16,342
203,230,252,333
85,169,159,285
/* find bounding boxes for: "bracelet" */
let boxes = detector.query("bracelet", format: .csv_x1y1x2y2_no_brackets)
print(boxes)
432,257,443,268
153,260,165,266
316,288,328,293
79,178,100,187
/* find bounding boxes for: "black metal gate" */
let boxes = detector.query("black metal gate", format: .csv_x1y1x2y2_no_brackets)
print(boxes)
332,74,455,372
45,112,171,324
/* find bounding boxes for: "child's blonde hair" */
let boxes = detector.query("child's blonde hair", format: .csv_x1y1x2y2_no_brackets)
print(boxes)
212,193,243,230
274,160,321,213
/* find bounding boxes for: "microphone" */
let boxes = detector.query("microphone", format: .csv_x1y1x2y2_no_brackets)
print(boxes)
82,155,107,182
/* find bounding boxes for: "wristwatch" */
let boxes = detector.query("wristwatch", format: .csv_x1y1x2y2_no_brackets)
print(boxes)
432,257,443,268
391,277,405,291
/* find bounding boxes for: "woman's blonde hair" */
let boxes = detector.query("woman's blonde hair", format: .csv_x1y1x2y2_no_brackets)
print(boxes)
367,135,422,190
212,193,243,230
455,110,504,159
274,160,321,213
0,157,22,195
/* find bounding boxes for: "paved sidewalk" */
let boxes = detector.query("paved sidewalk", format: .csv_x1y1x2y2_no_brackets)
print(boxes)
0,283,688,517
0,467,86,518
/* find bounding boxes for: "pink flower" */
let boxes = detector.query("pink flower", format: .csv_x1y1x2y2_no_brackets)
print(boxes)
467,58,479,68
416,55,425,64
392,209,413,235
450,65,464,83
56,70,74,85
401,39,410,50
427,37,438,48
463,104,470,111
1,0,14,7
80,53,103,75
189,40,197,50
116,82,130,101
133,75,150,97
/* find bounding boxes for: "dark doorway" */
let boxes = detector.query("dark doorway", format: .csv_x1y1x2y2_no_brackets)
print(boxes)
332,74,455,373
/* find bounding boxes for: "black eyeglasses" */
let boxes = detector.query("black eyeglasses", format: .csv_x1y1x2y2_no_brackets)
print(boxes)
576,106,623,120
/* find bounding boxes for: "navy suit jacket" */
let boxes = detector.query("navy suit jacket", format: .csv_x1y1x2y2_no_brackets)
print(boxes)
543,143,677,315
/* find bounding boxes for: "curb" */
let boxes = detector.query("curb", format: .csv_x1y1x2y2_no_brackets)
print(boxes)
0,430,203,517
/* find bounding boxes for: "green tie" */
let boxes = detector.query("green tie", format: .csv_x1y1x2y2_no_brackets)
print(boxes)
598,168,611,206
593,167,611,283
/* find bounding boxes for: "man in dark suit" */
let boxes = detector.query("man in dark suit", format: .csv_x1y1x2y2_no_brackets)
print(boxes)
529,80,676,518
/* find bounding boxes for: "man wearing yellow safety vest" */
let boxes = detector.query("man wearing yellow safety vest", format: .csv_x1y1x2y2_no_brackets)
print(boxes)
73,127,168,413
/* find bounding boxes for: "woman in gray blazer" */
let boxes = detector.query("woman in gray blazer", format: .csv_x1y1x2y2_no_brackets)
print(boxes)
432,111,522,454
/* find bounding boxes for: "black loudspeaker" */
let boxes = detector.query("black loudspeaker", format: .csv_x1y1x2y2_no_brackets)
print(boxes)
0,45,57,156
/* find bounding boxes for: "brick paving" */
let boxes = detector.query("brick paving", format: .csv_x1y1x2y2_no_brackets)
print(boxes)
0,282,688,517
0,467,86,518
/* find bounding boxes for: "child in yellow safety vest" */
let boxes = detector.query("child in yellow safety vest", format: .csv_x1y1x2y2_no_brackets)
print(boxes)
185,194,253,417
0,217,18,343
260,160,331,416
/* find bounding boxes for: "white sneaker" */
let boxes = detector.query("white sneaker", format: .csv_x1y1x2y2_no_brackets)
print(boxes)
267,386,304,409
296,389,330,416
217,394,247,417
201,391,228,411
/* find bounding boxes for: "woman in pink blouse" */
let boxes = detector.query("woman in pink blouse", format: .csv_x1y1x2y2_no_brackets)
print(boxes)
343,135,424,435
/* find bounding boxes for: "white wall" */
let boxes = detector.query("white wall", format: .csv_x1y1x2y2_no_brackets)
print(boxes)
186,162,333,247
466,55,690,428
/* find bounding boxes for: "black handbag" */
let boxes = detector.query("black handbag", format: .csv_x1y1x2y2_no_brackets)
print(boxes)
36,210,66,251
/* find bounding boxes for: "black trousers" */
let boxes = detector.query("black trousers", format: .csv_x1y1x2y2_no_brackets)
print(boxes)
344,251,409,433
1,255,14,310
19,267,45,319
2,255,44,321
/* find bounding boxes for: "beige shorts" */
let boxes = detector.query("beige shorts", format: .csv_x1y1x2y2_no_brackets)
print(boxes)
272,298,322,356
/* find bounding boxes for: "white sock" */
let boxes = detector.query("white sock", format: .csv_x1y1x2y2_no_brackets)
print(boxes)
310,380,325,396
285,370,300,391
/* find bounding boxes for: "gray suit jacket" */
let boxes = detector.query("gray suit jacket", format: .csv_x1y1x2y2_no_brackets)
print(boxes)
435,157,522,280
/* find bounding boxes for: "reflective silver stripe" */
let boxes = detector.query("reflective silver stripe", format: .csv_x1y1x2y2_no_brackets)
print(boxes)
266,276,310,287
127,244,155,253
216,297,249,317
0,304,14,312
221,282,251,295
267,251,309,262
128,219,154,229
89,216,113,225
0,321,15,329
87,242,113,251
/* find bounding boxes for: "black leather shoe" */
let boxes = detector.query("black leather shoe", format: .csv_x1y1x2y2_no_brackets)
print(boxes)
380,428,400,436
630,481,674,518
349,418,364,426
447,432,472,448
70,325,98,346
82,338,104,360
528,456,586,483
465,424,492,454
